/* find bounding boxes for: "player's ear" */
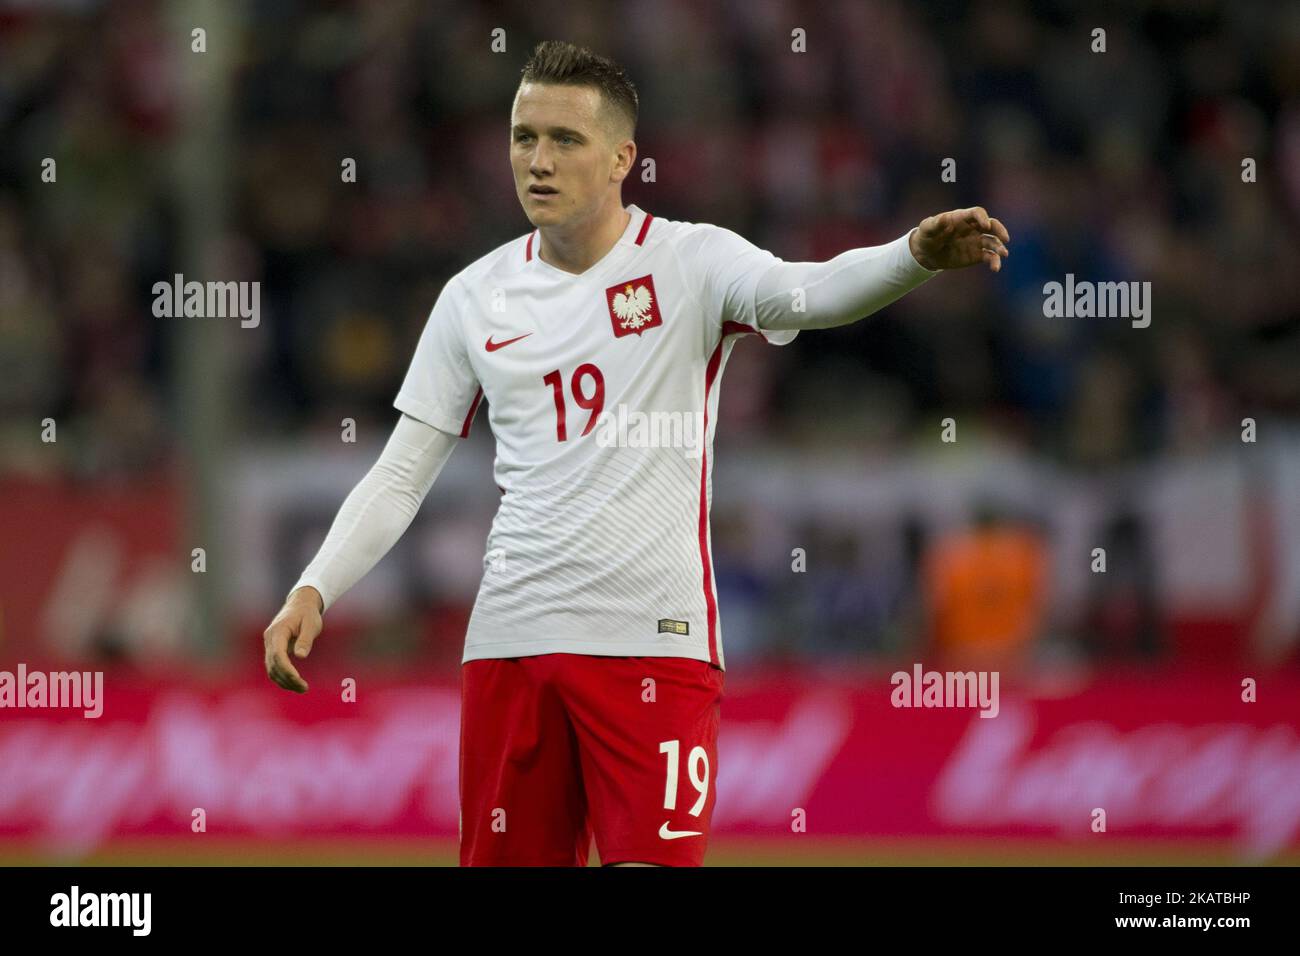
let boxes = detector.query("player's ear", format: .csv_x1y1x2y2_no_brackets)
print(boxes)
610,137,635,184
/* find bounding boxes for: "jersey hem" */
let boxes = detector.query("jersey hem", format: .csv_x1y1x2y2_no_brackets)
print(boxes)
461,639,721,669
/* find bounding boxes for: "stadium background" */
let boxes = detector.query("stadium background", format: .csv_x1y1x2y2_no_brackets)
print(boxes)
3,0,1300,865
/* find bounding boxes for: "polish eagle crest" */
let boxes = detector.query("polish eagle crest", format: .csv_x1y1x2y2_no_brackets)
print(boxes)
612,282,654,330
604,274,662,338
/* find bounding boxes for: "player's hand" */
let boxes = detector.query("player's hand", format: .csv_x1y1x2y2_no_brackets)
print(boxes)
263,586,324,693
908,207,1010,272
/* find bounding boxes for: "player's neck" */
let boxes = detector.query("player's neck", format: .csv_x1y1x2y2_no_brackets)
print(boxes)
538,204,631,275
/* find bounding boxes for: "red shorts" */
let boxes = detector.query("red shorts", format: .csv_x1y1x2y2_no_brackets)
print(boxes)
459,653,724,866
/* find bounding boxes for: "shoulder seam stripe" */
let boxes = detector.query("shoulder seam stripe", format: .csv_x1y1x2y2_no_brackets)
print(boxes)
635,212,654,245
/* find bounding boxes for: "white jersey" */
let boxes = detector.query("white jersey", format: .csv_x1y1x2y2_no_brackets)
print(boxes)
394,204,798,669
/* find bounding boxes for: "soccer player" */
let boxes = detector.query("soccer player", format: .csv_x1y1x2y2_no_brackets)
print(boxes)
262,40,1010,866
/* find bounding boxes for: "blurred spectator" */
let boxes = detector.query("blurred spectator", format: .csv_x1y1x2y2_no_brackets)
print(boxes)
920,502,1051,672
1078,508,1162,660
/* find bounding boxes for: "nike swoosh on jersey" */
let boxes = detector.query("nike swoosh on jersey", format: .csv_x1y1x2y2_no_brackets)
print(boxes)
484,332,534,352
658,822,703,840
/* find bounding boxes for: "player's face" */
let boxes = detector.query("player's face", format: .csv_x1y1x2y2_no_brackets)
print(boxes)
511,82,625,228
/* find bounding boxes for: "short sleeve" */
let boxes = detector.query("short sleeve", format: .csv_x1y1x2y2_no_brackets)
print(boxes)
394,276,484,437
678,224,798,346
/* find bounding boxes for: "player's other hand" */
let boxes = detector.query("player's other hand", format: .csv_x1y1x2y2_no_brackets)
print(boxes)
908,207,1011,273
263,586,324,693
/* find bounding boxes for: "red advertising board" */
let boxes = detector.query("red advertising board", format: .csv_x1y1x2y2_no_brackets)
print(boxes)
1,667,1295,860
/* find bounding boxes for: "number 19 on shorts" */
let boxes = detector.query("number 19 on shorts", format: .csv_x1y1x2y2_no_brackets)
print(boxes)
659,739,709,815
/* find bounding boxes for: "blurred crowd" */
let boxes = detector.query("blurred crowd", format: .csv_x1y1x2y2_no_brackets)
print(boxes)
2,0,1298,669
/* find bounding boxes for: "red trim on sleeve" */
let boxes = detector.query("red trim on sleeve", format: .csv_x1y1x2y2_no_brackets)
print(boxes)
697,340,727,667
459,388,484,438
634,212,654,245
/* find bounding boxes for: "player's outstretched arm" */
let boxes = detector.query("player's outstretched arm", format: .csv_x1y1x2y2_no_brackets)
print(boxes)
263,413,460,693
753,206,1010,332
